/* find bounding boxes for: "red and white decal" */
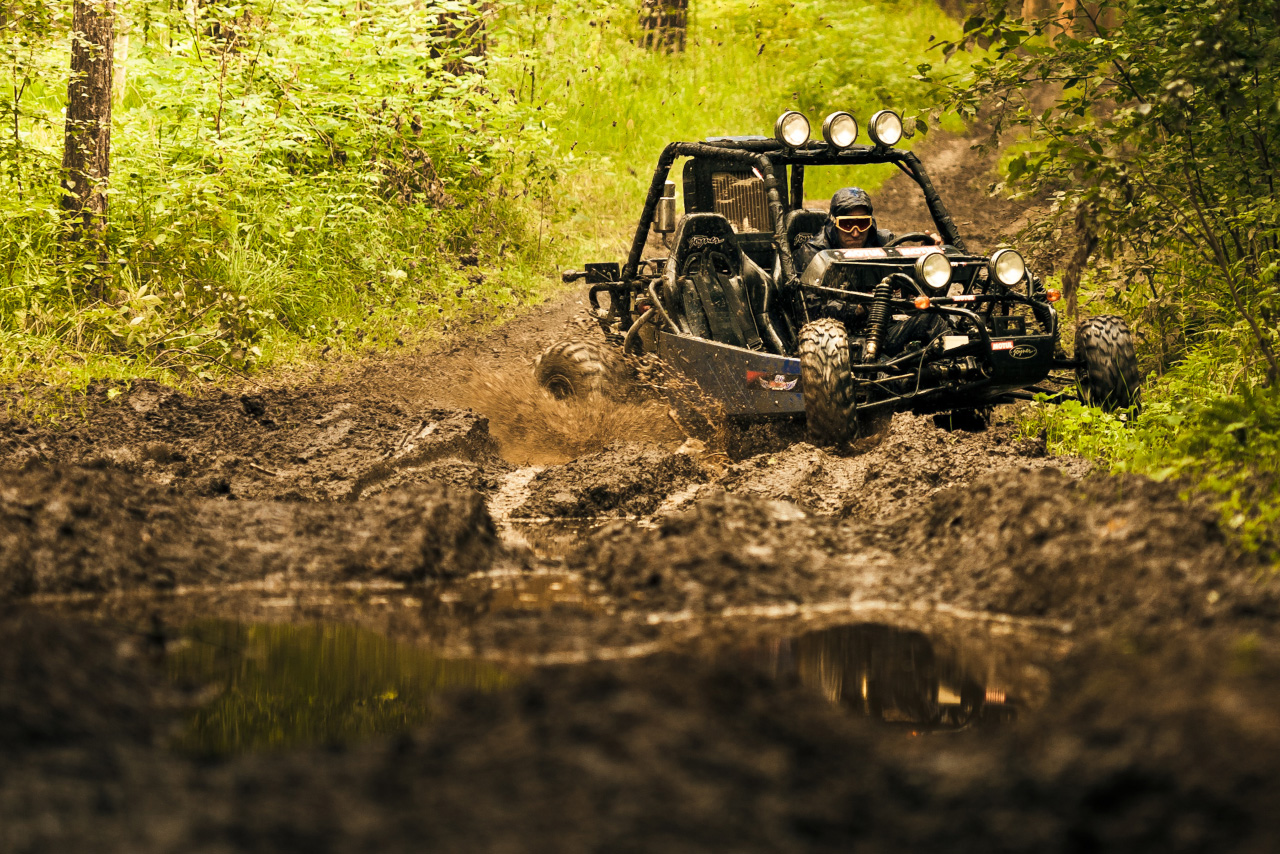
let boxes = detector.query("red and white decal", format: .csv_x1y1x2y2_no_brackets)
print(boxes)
838,248,888,260
896,246,942,257
952,294,976,302
991,341,1014,351
746,370,800,391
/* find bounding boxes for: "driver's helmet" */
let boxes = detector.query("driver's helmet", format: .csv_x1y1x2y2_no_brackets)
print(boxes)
825,187,877,242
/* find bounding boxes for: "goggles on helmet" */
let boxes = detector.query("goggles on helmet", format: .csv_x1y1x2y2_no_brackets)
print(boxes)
834,215,873,234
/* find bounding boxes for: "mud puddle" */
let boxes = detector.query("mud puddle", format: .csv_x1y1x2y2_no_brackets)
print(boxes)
163,613,1058,755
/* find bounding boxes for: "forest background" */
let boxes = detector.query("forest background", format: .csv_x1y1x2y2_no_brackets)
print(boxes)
1,0,1278,556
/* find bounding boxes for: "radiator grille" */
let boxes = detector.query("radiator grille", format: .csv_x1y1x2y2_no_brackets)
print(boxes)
711,171,770,233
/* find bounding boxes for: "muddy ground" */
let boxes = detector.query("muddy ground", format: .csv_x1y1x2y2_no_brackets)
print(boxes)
3,127,1280,853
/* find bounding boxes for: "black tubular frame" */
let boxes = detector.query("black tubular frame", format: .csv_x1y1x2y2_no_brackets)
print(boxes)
623,139,967,289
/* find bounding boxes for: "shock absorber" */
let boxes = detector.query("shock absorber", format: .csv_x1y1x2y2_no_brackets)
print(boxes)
862,276,894,360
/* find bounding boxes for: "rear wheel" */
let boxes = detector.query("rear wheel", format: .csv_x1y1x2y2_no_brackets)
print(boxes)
1075,315,1141,411
534,339,625,400
799,319,856,445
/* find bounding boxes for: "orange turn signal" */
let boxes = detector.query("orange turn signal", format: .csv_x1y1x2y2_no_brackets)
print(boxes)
913,295,932,309
1046,288,1062,303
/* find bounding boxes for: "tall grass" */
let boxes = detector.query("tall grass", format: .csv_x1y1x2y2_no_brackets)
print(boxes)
494,0,967,261
1,0,964,394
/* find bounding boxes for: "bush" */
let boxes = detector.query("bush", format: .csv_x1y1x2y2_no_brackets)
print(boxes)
1,0,554,383
492,0,966,253
924,0,1280,558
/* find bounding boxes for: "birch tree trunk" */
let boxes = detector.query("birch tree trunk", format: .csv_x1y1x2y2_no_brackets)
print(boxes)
60,0,114,289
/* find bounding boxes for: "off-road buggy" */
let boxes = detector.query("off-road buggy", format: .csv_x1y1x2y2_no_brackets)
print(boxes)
540,109,1139,443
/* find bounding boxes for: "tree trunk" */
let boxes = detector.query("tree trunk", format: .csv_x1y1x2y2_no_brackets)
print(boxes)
60,0,114,286
639,0,688,52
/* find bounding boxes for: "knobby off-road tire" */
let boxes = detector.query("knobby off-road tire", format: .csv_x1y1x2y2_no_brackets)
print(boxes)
799,319,857,446
534,339,626,400
1075,315,1141,411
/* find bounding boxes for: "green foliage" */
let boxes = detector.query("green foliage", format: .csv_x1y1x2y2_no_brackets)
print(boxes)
1,0,554,384
493,0,965,256
924,0,1280,558
3,0,964,388
921,0,1280,383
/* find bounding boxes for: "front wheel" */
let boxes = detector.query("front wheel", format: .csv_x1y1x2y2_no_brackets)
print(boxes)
1075,315,1141,411
533,339,625,400
799,319,857,445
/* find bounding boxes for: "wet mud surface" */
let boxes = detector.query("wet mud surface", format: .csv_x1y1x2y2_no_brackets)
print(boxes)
4,137,1280,852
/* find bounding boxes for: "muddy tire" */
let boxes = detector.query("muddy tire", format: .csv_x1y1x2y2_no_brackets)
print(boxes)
534,339,625,400
1075,315,1141,411
799,319,856,445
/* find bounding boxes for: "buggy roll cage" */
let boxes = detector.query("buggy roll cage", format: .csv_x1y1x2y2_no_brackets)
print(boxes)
622,138,967,289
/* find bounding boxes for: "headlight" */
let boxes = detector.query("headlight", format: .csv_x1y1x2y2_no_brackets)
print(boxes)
774,111,811,147
821,112,858,148
868,110,903,147
914,251,952,293
989,249,1027,286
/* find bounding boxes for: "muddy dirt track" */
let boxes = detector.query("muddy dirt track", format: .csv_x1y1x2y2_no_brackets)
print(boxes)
4,134,1280,853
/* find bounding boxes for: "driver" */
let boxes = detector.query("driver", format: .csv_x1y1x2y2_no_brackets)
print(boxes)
795,187,941,272
796,187,946,357
794,187,894,272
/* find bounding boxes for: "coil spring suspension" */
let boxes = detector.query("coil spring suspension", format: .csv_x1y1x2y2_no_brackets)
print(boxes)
862,277,895,360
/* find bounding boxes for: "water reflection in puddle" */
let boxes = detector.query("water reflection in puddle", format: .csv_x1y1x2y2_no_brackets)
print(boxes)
168,617,1045,755
168,621,514,755
739,623,1036,732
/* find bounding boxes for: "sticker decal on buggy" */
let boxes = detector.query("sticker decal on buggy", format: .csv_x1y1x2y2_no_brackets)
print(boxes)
991,341,1014,351
1010,344,1038,360
952,294,976,302
688,235,725,248
746,370,800,391
896,246,943,257
837,248,888,260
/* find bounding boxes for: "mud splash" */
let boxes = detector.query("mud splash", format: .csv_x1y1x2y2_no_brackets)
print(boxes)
454,366,681,465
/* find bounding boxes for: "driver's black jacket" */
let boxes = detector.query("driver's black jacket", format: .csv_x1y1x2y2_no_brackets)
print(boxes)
793,222,896,274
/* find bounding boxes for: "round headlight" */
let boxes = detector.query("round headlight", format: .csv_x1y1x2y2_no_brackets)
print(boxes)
915,251,952,293
774,111,811,148
821,111,858,148
990,249,1027,286
868,110,903,147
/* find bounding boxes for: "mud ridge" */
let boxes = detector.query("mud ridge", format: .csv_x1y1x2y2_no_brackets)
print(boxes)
569,468,1273,631
512,442,705,518
0,467,501,596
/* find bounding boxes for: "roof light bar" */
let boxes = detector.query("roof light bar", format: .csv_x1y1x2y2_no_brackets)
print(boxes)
774,111,811,148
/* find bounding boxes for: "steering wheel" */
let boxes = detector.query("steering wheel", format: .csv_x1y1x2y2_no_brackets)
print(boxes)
884,232,938,248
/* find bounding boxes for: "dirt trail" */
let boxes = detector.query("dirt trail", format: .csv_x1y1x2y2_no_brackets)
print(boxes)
2,119,1280,854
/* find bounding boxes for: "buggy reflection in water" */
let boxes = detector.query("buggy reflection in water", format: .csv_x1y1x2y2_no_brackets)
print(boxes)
760,623,1020,732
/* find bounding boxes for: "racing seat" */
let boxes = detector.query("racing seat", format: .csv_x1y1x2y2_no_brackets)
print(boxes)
662,213,788,353
773,209,828,279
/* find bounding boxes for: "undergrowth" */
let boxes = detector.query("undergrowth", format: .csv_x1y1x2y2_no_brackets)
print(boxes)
494,0,967,261
922,0,1280,561
2,0,966,398
2,0,557,391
